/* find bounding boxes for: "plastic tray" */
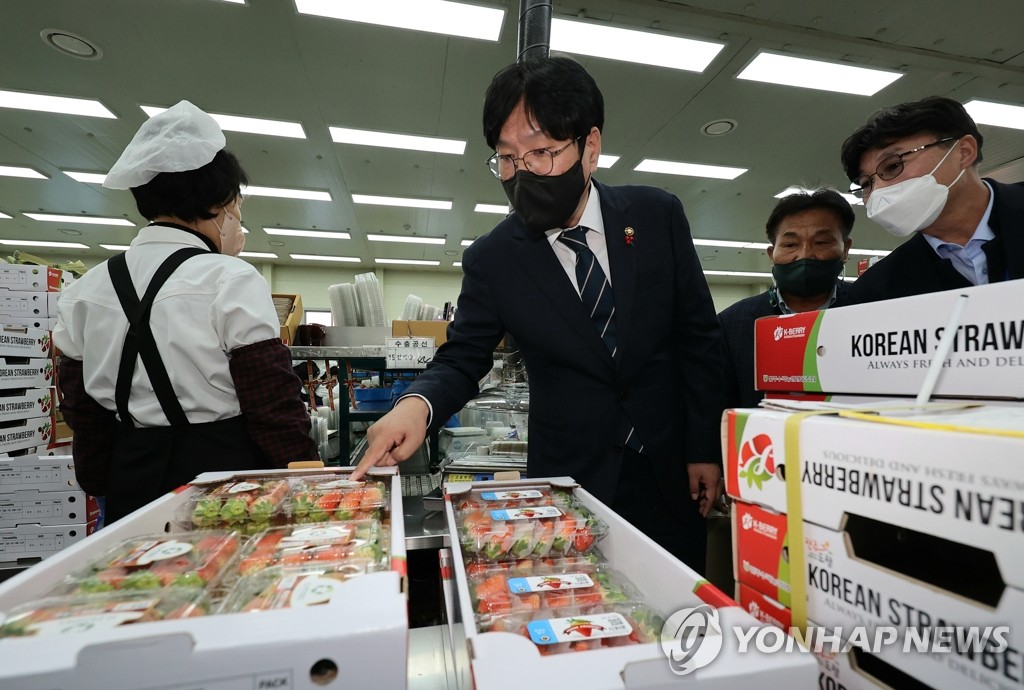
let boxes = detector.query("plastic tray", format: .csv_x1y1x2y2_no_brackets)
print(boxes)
457,503,607,562
183,478,291,531
288,475,388,522
218,564,379,613
232,521,386,577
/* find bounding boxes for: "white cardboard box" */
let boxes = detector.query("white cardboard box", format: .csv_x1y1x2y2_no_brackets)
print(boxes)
0,265,61,293
0,454,77,493
0,327,50,358
0,489,87,528
724,405,1024,590
0,360,52,390
0,389,54,424
0,523,88,564
754,279,1024,399
0,292,59,318
0,416,54,454
0,317,56,332
0,467,408,690
444,477,817,689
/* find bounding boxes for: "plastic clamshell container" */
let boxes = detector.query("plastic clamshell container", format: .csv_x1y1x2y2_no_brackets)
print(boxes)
457,502,608,562
61,531,241,595
0,588,210,638
181,478,291,532
287,475,388,522
232,521,386,578
452,485,577,514
218,563,379,613
462,552,606,578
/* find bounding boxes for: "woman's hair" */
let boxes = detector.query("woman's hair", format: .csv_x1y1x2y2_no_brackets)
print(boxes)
130,149,249,222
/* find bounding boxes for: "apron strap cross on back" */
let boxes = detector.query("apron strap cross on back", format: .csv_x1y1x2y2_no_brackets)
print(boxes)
107,247,208,428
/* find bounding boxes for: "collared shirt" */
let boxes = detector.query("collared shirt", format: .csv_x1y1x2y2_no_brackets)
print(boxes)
54,225,280,426
545,183,610,289
773,282,840,315
923,180,996,285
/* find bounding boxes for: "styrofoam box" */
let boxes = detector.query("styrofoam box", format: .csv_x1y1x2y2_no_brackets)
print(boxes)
0,466,408,690
0,388,54,424
0,454,77,493
754,278,1024,399
0,489,87,528
734,502,1021,690
0,266,61,293
0,327,50,359
0,360,52,390
0,293,59,318
0,317,56,332
0,416,54,455
444,476,816,689
0,523,88,564
724,405,1024,589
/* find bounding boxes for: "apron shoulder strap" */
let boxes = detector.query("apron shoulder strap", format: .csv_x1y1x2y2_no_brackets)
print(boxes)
108,247,209,428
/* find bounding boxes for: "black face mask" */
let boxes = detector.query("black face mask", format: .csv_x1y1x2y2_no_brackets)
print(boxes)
501,159,588,235
772,257,844,299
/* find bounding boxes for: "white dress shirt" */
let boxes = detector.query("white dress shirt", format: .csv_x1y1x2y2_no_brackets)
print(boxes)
923,180,996,285
53,225,280,426
545,183,611,289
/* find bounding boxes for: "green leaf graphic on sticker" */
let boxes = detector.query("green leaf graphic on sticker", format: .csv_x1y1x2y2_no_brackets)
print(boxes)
738,433,774,489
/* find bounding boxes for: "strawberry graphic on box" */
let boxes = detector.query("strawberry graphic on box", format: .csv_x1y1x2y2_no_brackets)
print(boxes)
563,617,604,638
738,433,775,489
39,333,50,353
43,362,54,382
39,420,52,441
38,393,52,414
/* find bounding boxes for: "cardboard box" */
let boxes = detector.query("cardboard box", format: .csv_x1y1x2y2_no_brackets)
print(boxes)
0,359,53,389
0,416,54,455
0,292,60,318
444,477,817,689
391,319,449,345
0,489,87,528
0,327,51,358
0,317,56,332
754,278,1024,399
724,405,1024,589
272,293,302,344
0,265,61,293
0,454,77,493
0,388,54,424
733,502,1022,690
0,467,408,689
0,523,88,564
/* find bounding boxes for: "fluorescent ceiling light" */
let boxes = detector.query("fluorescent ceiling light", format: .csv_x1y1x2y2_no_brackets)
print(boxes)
0,165,47,180
736,51,902,96
551,17,723,72
239,251,278,259
367,233,445,245
703,270,773,278
474,203,508,214
964,99,1024,131
0,240,90,249
453,261,462,267
243,186,331,201
141,106,305,139
218,0,245,4
0,212,11,220
848,249,891,257
100,244,131,251
263,228,351,240
295,0,504,41
460,239,474,247
241,226,250,234
0,88,115,118
775,185,863,207
693,238,770,250
63,171,106,184
597,155,619,169
635,159,746,180
330,126,465,155
352,194,452,210
374,258,440,266
25,212,134,226
290,254,361,262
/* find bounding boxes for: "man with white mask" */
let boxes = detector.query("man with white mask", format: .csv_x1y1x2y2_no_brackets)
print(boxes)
838,96,1024,304
54,100,317,523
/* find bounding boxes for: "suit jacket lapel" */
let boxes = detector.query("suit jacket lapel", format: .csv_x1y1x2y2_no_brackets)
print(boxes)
598,182,637,361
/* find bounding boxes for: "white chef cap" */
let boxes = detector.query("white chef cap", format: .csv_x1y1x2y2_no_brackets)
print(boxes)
103,100,226,190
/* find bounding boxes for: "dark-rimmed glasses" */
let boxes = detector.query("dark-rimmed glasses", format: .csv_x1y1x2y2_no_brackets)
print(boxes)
486,137,581,181
849,137,957,198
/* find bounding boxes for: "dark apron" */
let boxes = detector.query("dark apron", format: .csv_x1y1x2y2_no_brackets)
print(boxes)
103,246,270,523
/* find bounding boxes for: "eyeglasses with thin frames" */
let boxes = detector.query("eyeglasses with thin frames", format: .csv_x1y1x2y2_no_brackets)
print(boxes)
486,137,582,181
849,136,957,198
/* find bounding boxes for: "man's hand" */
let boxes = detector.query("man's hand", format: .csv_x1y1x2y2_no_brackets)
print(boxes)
688,463,722,518
350,397,429,480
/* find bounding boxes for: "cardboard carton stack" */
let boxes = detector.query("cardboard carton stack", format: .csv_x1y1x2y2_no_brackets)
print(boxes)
0,265,89,566
725,280,1024,690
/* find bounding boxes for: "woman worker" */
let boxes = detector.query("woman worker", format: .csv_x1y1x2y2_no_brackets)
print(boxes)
54,100,318,523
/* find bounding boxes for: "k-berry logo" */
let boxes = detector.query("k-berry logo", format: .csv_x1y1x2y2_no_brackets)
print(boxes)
660,605,723,675
741,513,753,530
773,325,784,342
738,433,777,490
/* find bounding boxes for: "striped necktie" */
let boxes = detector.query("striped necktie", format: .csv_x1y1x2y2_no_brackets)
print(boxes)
559,226,617,357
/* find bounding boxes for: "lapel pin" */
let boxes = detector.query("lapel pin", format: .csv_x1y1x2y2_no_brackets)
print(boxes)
624,227,635,246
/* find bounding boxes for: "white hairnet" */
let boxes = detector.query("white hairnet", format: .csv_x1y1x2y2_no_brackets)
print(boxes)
103,100,226,190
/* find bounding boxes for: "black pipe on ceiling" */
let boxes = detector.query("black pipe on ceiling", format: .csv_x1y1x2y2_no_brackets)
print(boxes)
517,0,552,62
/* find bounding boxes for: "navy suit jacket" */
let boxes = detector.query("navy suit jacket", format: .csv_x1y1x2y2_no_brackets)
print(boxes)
405,180,725,507
838,179,1024,305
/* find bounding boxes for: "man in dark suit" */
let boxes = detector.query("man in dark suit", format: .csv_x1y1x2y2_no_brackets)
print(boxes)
719,189,854,409
838,96,1024,304
353,57,725,571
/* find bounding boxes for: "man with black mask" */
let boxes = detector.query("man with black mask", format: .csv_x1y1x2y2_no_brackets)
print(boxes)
353,56,726,572
719,189,854,409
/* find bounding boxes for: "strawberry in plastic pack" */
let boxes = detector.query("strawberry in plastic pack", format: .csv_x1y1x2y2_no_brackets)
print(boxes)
185,478,291,532
219,564,377,613
453,486,576,514
232,521,387,577
458,502,607,562
288,476,388,523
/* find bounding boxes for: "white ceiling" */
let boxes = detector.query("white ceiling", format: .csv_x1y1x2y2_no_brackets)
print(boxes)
1,0,1023,282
